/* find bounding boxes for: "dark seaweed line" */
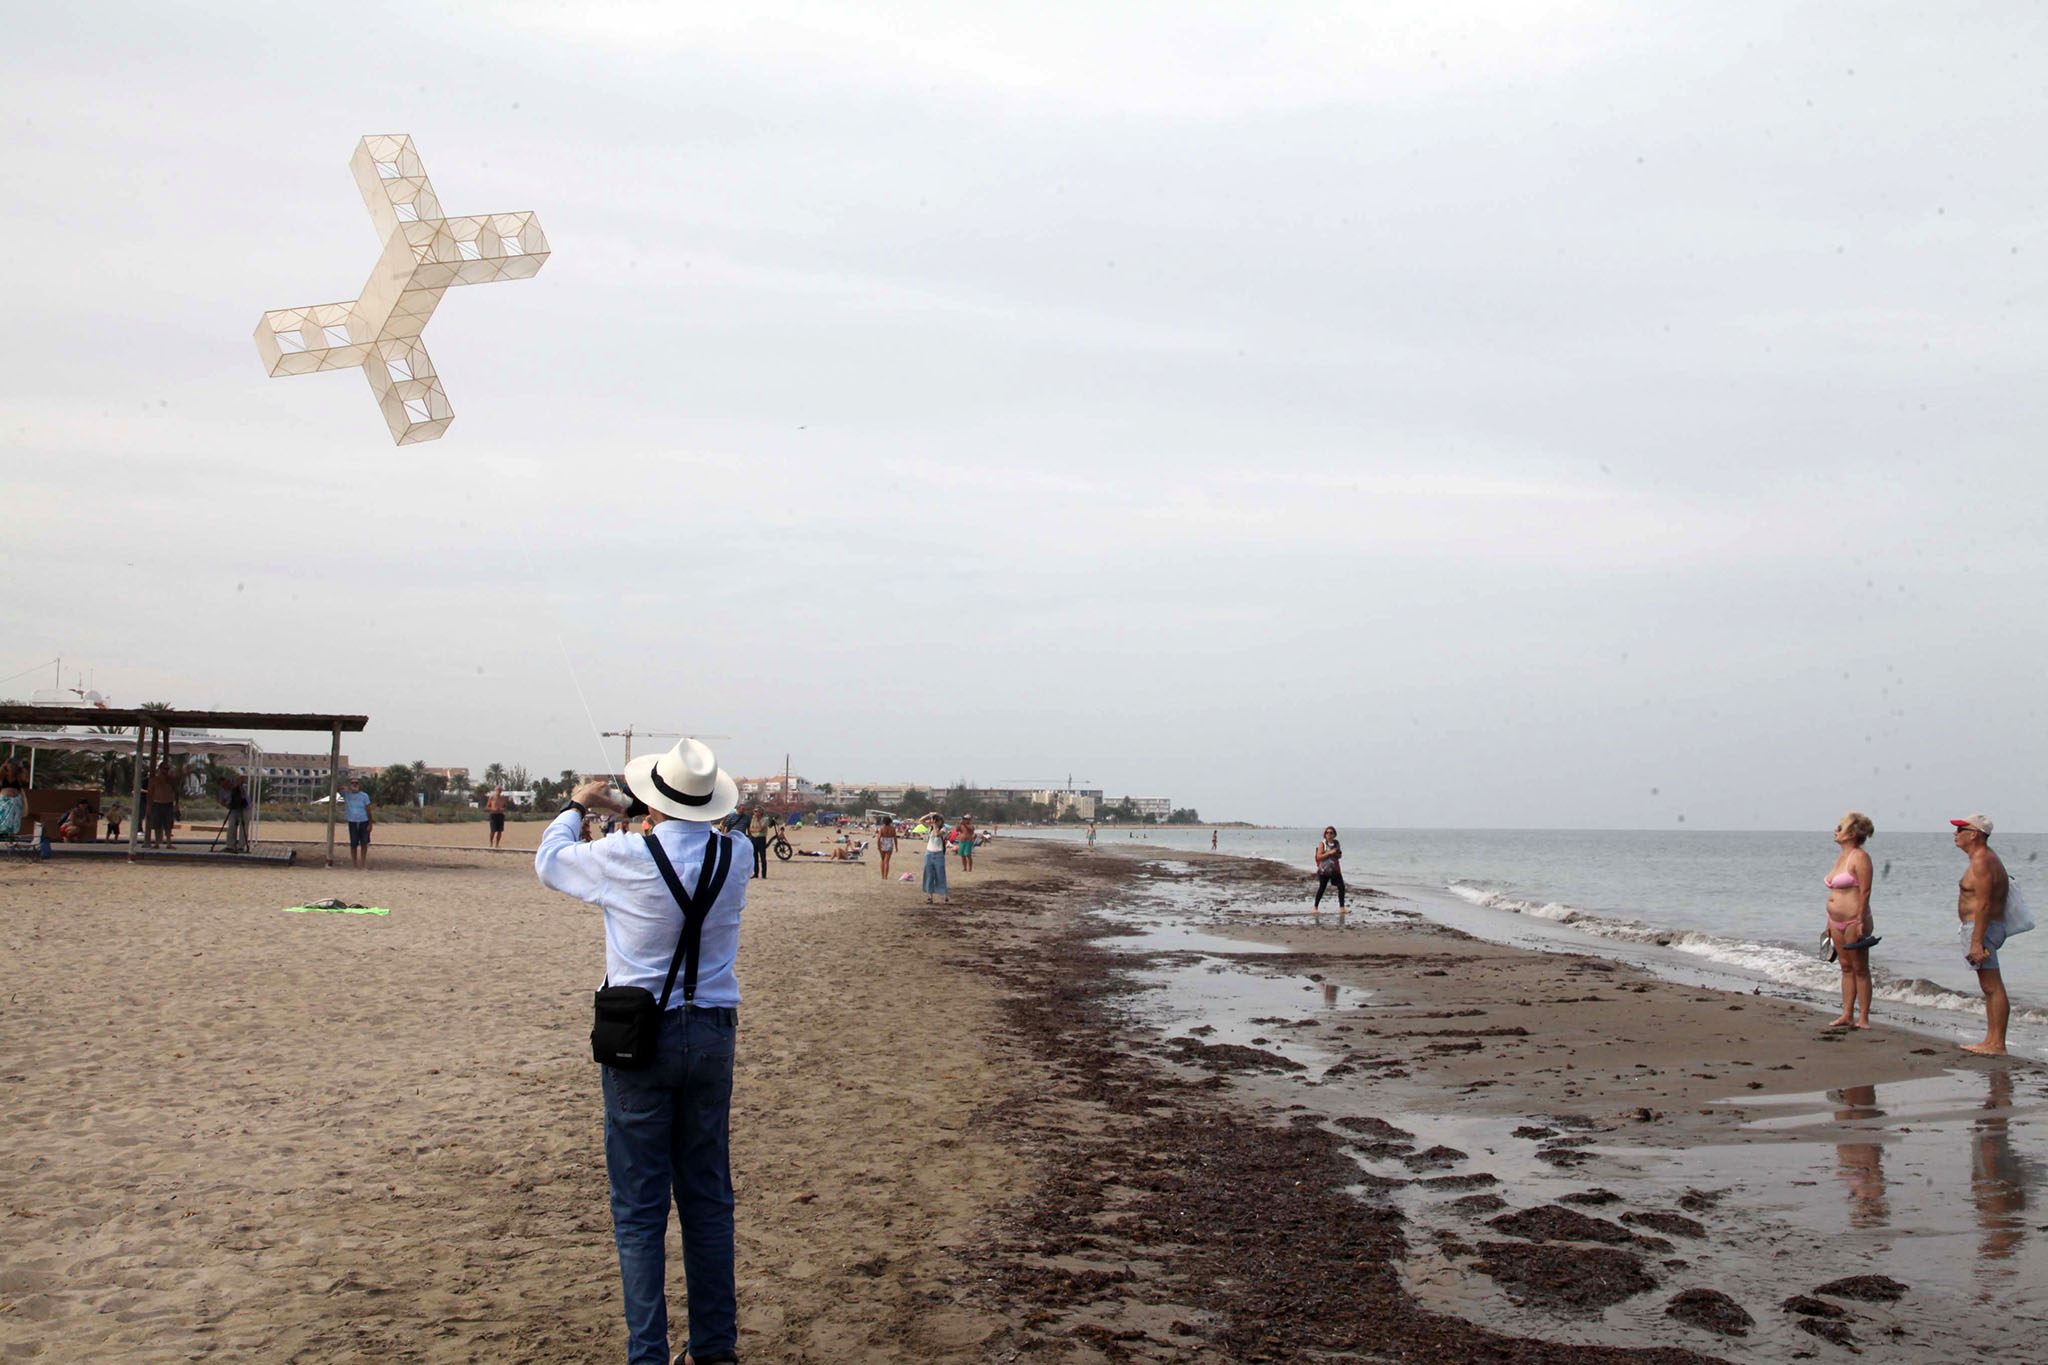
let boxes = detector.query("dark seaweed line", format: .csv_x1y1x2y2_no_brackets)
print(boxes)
924,843,1722,1365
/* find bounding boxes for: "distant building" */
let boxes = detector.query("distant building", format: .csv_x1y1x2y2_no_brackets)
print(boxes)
1108,796,1171,822
251,752,350,803
737,774,816,805
1044,792,1098,820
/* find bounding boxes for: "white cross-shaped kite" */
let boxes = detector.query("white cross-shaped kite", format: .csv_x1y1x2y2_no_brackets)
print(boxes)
254,135,549,444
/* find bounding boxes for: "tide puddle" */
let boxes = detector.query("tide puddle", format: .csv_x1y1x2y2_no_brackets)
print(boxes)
1096,859,1380,1069
1378,1067,2048,1359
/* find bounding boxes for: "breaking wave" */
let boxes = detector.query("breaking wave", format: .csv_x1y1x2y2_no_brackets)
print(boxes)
1445,881,2048,1025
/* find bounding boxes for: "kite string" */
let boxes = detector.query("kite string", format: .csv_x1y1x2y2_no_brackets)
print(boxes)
513,538,617,783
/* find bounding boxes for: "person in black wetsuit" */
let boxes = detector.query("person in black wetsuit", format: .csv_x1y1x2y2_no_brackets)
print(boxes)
1313,826,1346,916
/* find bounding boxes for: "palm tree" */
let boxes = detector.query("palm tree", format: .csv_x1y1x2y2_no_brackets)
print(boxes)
482,762,508,790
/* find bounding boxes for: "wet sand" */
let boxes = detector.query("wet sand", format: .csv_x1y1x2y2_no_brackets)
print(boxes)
4,830,2040,1361
980,844,2047,1361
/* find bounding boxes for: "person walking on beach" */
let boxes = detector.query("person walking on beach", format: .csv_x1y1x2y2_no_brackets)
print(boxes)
1822,811,1879,1028
955,815,976,873
875,815,897,880
1312,827,1346,917
534,738,746,1365
921,811,951,903
485,785,509,849
1952,814,2013,1056
341,778,373,869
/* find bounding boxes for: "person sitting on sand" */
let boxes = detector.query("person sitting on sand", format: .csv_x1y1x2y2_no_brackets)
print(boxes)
1953,814,2013,1056
1823,811,1879,1028
58,798,94,841
1313,826,1346,917
875,815,897,880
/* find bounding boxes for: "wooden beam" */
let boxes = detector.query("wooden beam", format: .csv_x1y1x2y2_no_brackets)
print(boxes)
127,724,144,863
325,723,341,868
0,704,368,732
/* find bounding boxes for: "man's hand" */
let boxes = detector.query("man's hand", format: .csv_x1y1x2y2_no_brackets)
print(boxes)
1968,942,1989,968
572,779,623,813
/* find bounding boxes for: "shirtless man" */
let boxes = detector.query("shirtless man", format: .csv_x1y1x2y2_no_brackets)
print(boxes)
485,786,509,849
1952,814,2011,1056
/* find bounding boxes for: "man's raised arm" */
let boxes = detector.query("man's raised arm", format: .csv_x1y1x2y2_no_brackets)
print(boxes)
534,779,622,904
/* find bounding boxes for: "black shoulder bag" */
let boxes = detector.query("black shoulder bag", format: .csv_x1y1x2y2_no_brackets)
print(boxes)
590,828,735,1069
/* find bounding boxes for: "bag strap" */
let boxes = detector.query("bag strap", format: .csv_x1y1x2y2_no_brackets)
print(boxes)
644,826,735,1010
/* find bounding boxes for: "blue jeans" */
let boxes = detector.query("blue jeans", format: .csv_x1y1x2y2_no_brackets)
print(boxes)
922,850,949,895
600,1007,738,1364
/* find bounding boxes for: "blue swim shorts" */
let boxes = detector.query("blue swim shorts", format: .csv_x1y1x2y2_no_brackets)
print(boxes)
348,820,371,849
1962,918,2008,971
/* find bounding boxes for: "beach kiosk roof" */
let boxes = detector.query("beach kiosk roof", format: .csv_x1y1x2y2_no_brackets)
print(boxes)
0,704,367,867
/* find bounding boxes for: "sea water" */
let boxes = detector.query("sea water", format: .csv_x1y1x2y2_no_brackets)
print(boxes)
1013,826,2046,1035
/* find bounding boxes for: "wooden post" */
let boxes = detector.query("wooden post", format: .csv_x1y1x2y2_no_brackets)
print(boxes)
127,724,145,862
325,723,341,868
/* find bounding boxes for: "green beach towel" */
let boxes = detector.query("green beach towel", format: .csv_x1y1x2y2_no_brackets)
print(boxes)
283,899,389,916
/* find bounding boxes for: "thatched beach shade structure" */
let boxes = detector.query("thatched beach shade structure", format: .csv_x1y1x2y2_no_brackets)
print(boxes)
0,705,368,867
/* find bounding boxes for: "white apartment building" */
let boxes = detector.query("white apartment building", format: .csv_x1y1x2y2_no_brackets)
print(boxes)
252,752,349,803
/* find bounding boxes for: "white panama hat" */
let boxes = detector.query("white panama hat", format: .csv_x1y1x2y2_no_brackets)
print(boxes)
623,737,739,823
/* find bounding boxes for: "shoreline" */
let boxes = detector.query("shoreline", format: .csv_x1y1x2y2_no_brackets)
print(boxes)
950,842,2045,1360
1008,826,2048,1054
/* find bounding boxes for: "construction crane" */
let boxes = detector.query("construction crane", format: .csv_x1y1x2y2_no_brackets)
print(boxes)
601,725,730,764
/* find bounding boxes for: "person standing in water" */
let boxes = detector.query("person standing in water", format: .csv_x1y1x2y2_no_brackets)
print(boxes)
1953,814,2012,1056
1211,829,1218,851
1313,827,1346,916
1822,811,1878,1028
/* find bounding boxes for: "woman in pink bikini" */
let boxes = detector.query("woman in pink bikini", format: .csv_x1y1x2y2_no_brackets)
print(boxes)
1823,811,1880,1028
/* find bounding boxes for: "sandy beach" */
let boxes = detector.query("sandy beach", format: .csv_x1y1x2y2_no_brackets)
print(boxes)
2,824,1028,1362
4,829,2042,1361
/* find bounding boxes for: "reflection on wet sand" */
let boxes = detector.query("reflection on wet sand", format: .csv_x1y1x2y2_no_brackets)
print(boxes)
1831,1083,1888,1229
1828,1071,2033,1297
1971,1068,2026,1286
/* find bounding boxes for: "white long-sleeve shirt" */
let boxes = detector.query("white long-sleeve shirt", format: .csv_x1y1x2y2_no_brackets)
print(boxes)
534,808,744,1008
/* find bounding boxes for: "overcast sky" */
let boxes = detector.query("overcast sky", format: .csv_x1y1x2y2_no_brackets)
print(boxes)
4,2,2044,829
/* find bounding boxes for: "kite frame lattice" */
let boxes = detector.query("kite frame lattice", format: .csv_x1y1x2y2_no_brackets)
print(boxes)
254,135,549,444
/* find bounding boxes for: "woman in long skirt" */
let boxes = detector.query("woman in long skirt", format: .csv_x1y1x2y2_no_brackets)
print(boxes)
921,812,951,904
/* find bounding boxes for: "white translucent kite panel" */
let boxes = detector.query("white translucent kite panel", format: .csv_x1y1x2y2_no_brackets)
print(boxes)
253,133,548,444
